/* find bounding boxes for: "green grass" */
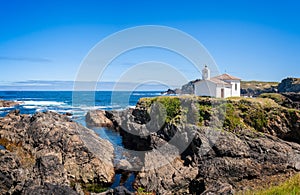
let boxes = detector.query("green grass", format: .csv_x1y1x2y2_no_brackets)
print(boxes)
222,103,244,131
139,96,181,123
139,96,299,135
259,93,286,105
156,97,181,123
243,174,300,195
136,187,155,195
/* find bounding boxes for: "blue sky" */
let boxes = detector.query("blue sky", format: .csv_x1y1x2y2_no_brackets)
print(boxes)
0,0,300,88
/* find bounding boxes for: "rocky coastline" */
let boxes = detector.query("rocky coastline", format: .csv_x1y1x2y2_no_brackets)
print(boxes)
86,96,300,194
1,95,300,194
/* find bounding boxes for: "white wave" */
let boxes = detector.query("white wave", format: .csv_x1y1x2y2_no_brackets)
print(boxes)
65,105,120,111
23,105,37,109
0,106,14,110
48,109,72,113
161,93,178,96
132,92,161,96
19,98,42,100
22,101,65,106
36,108,47,112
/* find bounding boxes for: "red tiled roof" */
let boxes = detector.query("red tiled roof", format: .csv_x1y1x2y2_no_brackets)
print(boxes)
210,78,231,86
194,78,232,87
212,74,241,81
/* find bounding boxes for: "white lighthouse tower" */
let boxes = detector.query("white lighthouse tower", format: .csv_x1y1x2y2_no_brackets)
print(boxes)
202,65,210,80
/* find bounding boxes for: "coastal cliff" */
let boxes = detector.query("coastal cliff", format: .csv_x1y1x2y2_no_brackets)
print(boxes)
87,96,300,194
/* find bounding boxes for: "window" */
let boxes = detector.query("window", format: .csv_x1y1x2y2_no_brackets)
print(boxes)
235,83,238,91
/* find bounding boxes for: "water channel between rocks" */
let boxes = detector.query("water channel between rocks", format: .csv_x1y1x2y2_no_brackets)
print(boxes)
79,118,136,192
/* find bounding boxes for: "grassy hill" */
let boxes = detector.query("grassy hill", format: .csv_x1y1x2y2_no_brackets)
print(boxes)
241,81,279,90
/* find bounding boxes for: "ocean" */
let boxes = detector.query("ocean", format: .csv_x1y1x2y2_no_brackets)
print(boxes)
0,91,162,117
0,90,163,191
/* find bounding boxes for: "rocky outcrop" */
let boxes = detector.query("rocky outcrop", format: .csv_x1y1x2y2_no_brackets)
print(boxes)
240,86,277,97
86,110,113,127
90,96,300,194
282,92,300,109
278,77,300,93
242,77,300,97
259,92,300,110
181,79,201,94
0,100,19,107
161,88,178,95
0,110,114,194
162,79,201,95
133,127,300,194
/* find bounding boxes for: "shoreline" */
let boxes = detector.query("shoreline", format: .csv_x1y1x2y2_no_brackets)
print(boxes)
0,93,300,194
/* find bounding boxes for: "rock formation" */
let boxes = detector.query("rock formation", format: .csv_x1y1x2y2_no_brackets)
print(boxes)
0,110,114,194
278,77,300,93
87,96,300,194
86,110,113,127
0,100,19,108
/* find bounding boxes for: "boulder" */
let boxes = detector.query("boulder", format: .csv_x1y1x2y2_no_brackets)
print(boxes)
0,100,19,108
86,110,113,127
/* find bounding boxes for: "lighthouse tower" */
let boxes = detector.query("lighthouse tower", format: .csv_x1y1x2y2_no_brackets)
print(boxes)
202,65,210,80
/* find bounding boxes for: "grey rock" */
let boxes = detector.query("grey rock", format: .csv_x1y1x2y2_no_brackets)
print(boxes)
278,77,300,93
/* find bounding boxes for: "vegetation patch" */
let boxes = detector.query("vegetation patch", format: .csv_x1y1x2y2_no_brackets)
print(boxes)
136,187,155,195
139,96,299,135
81,183,109,193
139,96,181,123
259,93,286,105
242,174,300,195
156,97,181,123
197,103,211,125
222,103,244,132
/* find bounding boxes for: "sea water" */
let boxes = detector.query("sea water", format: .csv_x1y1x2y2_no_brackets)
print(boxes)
0,91,161,117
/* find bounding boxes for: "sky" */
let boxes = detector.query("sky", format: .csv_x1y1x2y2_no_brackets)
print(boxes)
0,0,300,90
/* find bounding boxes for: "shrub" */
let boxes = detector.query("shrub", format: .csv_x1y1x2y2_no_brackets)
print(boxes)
155,97,181,123
223,103,243,131
197,104,211,125
243,108,268,131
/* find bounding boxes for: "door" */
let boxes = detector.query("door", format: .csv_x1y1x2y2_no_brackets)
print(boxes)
221,88,224,98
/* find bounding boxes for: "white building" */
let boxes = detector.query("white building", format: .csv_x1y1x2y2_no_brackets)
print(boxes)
194,65,241,98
